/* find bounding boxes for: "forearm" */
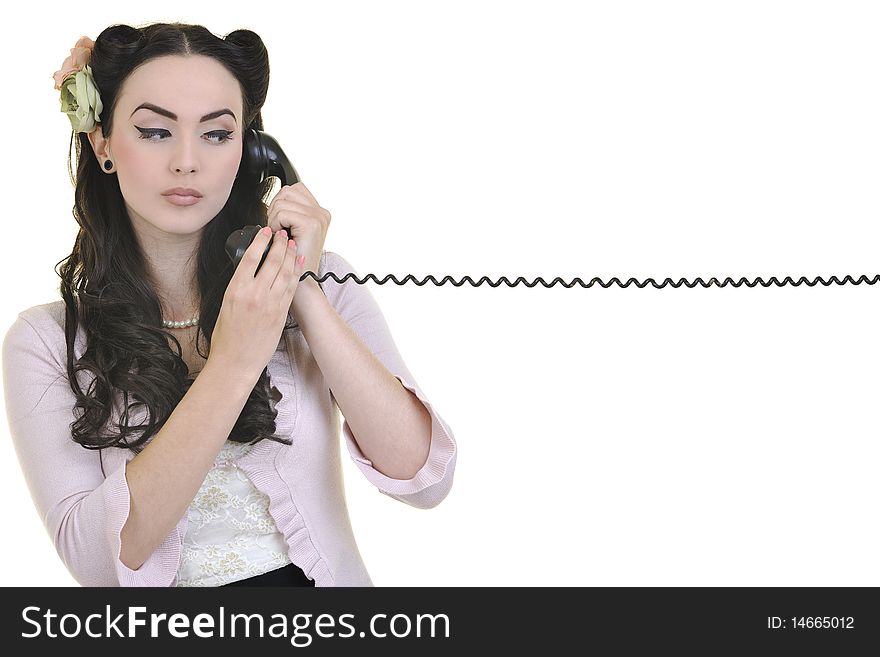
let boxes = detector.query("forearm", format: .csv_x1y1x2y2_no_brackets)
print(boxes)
120,358,259,570
292,278,431,480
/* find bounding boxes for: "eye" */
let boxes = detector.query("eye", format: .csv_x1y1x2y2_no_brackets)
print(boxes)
135,127,234,144
135,127,168,142
206,130,234,144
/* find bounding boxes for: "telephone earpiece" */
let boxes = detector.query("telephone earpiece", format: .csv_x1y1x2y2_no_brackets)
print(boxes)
237,127,300,189
224,128,301,272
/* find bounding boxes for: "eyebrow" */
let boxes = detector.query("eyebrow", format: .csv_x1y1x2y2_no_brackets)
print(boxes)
129,102,237,123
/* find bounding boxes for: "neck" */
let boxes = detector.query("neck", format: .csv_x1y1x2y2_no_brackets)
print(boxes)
156,277,200,325
127,211,203,324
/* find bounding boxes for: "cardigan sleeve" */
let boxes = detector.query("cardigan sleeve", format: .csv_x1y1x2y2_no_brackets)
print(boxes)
2,309,183,586
319,251,458,510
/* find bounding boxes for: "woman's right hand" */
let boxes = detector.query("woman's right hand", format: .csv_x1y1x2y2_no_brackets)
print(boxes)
209,227,305,381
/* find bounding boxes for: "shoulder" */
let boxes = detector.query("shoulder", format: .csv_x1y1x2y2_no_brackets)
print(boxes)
2,300,69,373
4,300,66,343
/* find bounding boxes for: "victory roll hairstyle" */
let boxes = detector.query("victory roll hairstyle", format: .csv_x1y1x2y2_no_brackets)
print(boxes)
56,22,296,454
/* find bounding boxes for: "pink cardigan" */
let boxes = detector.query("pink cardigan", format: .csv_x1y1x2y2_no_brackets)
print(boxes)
1,250,457,586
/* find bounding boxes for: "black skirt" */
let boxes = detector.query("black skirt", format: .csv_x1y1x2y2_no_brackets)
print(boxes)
221,562,315,587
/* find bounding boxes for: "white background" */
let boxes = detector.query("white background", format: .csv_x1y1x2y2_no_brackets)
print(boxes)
1,1,878,586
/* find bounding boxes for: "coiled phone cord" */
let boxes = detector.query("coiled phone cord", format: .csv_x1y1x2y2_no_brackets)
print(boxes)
240,132,879,290
298,272,880,288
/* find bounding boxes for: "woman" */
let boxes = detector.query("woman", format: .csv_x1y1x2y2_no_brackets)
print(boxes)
1,22,456,587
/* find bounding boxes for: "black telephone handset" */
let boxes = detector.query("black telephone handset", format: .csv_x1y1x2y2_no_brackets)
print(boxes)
224,128,301,272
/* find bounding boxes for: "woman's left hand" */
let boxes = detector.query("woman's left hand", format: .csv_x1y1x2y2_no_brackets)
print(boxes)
266,181,331,281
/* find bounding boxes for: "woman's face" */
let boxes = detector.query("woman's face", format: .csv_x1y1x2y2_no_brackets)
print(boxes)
97,55,244,239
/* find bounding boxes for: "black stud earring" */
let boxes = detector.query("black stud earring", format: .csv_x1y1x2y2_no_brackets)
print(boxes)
104,160,113,170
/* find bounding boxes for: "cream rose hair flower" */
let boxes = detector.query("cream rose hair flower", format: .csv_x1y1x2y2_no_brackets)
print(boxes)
53,36,104,133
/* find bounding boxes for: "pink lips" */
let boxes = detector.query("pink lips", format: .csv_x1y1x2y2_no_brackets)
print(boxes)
164,194,202,206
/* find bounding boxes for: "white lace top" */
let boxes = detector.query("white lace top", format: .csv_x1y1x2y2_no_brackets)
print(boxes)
175,440,293,587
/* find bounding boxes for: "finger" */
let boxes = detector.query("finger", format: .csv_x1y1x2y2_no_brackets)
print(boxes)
269,198,313,214
254,229,290,286
282,247,306,303
271,183,314,212
283,194,330,222
267,193,281,223
235,226,273,280
294,182,318,206
266,214,293,241
267,183,301,216
270,236,298,293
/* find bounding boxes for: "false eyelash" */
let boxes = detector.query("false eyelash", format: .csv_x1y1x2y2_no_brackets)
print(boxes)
135,127,234,143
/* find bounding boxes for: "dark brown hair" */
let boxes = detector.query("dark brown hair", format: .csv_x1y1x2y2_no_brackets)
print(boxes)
56,22,295,454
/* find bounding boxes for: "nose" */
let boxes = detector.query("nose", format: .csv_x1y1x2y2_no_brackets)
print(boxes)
172,134,199,174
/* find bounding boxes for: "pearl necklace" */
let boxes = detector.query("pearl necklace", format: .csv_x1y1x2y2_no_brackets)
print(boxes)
162,315,199,329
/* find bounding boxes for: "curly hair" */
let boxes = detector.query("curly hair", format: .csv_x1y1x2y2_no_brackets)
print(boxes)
56,22,296,455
